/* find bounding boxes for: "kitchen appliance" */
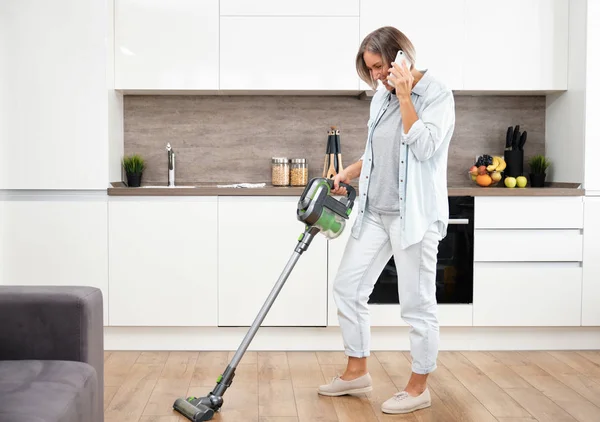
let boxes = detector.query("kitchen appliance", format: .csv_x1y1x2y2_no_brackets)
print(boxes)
173,178,356,421
368,196,474,306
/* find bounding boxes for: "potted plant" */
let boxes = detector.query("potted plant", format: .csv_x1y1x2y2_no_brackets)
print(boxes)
122,154,146,187
528,154,550,187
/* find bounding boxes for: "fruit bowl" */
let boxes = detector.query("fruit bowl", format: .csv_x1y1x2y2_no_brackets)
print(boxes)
468,154,506,187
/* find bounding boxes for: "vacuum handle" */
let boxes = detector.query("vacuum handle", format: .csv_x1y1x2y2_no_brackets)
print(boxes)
337,182,356,204
326,179,356,207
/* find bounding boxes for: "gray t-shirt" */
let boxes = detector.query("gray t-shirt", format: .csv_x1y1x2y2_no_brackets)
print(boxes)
367,92,405,214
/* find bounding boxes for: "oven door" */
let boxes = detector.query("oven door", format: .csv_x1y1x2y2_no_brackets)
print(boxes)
367,198,474,305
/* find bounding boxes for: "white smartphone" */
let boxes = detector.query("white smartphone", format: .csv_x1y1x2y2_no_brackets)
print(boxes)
387,50,410,87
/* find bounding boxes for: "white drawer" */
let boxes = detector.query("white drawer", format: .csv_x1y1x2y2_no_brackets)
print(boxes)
473,262,582,326
220,0,359,16
474,229,583,262
475,197,583,229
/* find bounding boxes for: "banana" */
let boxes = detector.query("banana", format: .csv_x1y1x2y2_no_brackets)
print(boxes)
487,156,499,172
495,156,507,172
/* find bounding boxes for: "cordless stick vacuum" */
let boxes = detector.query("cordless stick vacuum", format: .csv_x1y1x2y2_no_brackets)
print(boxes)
173,177,356,421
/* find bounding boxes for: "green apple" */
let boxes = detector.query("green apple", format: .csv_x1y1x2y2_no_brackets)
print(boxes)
516,176,527,188
504,177,517,188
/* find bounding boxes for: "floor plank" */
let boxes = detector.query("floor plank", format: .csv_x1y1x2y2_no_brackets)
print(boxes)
102,350,600,422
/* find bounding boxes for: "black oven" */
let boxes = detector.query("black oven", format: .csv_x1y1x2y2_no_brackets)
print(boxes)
367,196,474,305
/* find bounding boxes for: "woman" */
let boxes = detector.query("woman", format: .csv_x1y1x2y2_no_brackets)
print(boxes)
317,26,455,414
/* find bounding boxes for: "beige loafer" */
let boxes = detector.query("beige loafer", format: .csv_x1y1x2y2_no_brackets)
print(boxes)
381,388,431,414
317,373,373,396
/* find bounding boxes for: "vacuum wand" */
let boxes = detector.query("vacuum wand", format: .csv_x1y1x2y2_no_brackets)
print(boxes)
173,178,356,421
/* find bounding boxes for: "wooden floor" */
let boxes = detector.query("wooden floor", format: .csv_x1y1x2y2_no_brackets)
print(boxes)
103,350,600,422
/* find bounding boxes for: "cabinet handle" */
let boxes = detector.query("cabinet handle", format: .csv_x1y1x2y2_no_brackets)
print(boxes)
449,218,469,225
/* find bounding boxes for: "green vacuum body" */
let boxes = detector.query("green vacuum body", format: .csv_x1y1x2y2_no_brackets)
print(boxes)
173,177,355,421
297,177,356,239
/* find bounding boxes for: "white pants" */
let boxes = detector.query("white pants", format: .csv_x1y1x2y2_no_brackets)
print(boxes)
333,207,442,374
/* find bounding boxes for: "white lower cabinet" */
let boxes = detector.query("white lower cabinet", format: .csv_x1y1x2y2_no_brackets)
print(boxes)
582,197,600,326
473,262,582,326
108,197,218,326
473,197,584,327
217,196,327,326
0,196,109,325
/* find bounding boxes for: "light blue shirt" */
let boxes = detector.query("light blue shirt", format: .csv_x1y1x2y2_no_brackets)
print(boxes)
351,69,456,249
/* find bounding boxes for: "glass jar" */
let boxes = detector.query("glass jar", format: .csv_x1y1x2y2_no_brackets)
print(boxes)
290,158,308,186
271,157,290,186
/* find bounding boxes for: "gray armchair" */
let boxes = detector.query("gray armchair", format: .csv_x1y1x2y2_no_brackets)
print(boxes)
0,286,104,422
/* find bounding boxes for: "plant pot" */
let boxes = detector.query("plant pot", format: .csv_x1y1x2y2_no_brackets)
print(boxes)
529,172,546,187
126,172,142,187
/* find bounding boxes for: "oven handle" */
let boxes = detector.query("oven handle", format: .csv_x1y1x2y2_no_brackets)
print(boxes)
448,218,469,225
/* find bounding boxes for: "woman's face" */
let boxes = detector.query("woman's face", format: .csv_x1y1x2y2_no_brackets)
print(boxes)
363,51,393,91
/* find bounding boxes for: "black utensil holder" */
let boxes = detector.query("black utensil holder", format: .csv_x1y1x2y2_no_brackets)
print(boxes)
504,150,523,177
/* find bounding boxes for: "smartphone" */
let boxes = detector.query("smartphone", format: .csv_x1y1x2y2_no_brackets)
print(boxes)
387,50,410,87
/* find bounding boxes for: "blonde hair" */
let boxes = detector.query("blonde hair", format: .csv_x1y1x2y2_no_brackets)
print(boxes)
356,26,416,90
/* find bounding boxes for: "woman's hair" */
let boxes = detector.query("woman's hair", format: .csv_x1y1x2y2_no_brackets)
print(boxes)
356,26,416,90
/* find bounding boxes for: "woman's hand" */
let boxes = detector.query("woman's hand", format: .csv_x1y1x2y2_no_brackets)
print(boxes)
331,170,351,196
388,60,414,100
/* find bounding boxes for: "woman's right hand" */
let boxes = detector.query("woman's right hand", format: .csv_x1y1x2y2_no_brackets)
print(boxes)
331,170,351,196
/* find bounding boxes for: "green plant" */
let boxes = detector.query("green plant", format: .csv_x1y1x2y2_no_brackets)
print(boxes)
122,154,145,174
528,154,550,174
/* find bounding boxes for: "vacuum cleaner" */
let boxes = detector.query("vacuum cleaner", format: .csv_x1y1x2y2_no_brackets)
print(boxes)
173,177,356,421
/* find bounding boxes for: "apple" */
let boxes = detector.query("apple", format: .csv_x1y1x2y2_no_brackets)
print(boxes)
491,171,502,182
469,165,478,176
504,177,517,188
516,176,527,188
478,165,487,175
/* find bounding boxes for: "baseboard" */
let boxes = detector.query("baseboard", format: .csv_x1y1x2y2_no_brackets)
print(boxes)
104,326,600,351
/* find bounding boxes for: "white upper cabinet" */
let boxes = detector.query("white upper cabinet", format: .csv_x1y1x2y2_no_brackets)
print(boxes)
219,16,360,91
359,0,466,91
220,0,359,16
0,0,109,189
585,0,600,193
463,0,568,91
115,0,219,90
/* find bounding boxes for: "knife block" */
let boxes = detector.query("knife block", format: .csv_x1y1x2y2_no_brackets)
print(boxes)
504,149,523,178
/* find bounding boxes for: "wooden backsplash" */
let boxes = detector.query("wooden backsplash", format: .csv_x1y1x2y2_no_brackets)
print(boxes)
123,94,545,186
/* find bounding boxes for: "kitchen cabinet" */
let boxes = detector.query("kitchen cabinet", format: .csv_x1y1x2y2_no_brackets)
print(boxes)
582,197,600,326
359,0,465,91
217,196,327,326
473,196,584,327
0,195,109,325
0,0,109,189
220,0,359,16
114,0,219,90
463,0,569,91
108,197,218,326
219,16,360,91
584,0,600,193
473,263,582,326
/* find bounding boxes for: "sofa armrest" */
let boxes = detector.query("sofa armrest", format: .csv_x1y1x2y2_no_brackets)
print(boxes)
0,286,104,419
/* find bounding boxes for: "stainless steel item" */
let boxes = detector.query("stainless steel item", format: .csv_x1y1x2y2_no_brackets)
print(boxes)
272,157,290,186
167,143,175,187
290,158,308,186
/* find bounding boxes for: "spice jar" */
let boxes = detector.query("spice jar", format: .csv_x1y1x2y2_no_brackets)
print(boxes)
290,158,308,186
271,157,290,186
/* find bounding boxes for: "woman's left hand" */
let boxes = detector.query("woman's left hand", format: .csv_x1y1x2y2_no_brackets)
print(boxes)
388,60,413,100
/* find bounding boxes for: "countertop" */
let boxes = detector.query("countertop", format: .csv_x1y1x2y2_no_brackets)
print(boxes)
108,181,584,197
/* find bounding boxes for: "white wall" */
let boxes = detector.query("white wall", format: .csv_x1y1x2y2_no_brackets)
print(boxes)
545,0,587,184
